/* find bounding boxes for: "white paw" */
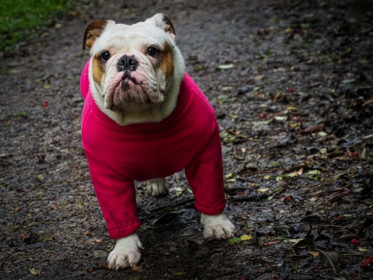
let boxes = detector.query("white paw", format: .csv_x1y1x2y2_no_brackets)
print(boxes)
146,178,169,196
201,213,236,240
107,234,143,270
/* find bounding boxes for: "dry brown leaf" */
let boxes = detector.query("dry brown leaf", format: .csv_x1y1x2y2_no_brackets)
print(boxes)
303,123,324,133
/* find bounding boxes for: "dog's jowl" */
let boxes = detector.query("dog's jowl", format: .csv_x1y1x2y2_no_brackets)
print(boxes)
81,13,235,270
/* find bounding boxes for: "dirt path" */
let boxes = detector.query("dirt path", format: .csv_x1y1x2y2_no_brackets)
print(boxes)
1,0,372,279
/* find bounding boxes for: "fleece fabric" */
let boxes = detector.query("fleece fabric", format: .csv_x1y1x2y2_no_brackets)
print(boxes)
81,60,226,239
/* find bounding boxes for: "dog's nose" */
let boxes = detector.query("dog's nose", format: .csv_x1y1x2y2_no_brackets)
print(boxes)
117,55,138,73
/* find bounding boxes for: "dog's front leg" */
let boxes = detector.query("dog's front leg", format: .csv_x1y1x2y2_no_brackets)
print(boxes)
107,233,143,270
201,213,236,240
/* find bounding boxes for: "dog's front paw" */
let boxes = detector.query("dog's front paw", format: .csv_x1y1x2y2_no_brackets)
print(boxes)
146,178,169,197
201,213,236,240
107,234,143,270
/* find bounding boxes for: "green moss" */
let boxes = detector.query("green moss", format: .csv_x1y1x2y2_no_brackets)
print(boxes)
0,0,77,52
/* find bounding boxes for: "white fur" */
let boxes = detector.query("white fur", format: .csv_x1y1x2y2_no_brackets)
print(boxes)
89,14,185,126
201,213,236,239
107,234,143,270
146,178,169,196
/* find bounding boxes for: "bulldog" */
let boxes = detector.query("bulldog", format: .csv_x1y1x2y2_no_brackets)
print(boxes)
81,13,235,270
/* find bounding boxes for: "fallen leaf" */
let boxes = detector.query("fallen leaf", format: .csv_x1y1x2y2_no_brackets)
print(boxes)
358,247,368,252
342,78,355,84
286,106,297,111
306,170,321,180
318,131,328,137
222,86,232,91
255,75,265,81
276,176,284,182
12,112,27,118
287,167,304,177
173,187,183,196
310,251,320,258
229,237,242,244
318,249,340,273
274,116,287,122
275,236,289,241
258,187,270,193
289,238,313,248
132,264,143,272
29,268,42,275
228,234,253,244
240,234,253,241
98,262,109,269
274,92,282,100
303,123,324,133
362,99,373,107
285,27,292,34
216,94,230,103
220,131,236,143
10,69,22,75
91,238,104,243
361,147,367,159
263,241,281,246
267,161,282,168
258,28,269,36
216,64,234,70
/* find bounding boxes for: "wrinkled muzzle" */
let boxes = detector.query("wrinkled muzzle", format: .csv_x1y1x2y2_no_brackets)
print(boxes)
103,56,165,112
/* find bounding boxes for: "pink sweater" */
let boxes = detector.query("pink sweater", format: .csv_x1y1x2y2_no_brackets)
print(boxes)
81,60,226,239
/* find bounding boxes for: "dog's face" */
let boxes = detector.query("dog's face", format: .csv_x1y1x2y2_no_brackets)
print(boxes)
83,14,185,125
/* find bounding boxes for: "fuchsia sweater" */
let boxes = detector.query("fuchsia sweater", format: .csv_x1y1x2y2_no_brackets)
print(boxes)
81,60,226,239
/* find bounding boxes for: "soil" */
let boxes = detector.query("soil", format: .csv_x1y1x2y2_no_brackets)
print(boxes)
1,0,372,279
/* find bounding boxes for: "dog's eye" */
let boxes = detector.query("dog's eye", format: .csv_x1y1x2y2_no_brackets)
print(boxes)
146,47,159,57
100,51,111,62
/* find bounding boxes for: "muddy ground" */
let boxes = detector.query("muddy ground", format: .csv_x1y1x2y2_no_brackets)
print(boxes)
1,0,372,279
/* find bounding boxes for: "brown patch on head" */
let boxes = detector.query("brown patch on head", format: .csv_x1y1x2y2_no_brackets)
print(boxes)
161,42,174,78
163,16,176,36
92,54,105,85
83,20,108,50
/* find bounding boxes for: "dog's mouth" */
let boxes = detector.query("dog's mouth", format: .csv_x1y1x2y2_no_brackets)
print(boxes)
121,73,140,91
104,70,161,112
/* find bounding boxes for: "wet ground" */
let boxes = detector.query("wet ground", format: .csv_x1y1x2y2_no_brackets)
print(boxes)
0,0,372,279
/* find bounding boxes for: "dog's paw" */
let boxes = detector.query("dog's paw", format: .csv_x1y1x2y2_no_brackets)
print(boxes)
146,178,169,197
201,213,236,240
107,234,143,270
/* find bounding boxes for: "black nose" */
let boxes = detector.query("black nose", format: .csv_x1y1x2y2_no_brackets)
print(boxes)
117,55,138,73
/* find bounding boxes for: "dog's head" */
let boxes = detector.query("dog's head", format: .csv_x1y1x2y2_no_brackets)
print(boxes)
83,13,185,125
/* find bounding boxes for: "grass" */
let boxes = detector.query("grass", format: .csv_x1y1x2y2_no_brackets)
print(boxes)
0,0,76,53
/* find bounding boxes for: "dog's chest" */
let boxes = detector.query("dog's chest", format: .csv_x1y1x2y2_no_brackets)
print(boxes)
82,75,218,181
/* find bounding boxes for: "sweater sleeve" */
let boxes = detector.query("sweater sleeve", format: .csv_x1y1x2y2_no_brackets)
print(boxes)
87,154,142,239
185,121,227,215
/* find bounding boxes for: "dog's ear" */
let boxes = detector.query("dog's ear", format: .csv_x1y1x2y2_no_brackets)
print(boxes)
145,13,176,40
83,20,110,50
